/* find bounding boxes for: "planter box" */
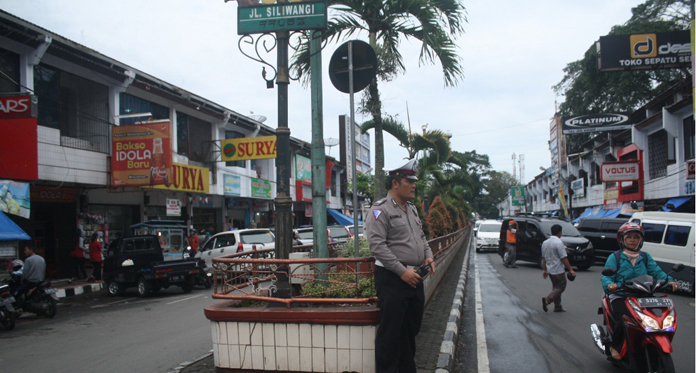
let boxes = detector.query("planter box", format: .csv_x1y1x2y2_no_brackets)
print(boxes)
205,302,380,372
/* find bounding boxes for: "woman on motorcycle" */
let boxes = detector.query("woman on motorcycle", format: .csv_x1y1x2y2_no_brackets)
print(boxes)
601,222,678,360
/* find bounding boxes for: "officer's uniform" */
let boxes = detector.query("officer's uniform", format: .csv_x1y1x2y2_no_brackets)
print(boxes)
365,159,433,373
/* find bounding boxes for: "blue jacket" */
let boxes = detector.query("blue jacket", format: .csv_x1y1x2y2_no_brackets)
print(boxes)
601,251,674,295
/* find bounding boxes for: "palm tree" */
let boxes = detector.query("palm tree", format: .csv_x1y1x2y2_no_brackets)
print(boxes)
291,0,467,200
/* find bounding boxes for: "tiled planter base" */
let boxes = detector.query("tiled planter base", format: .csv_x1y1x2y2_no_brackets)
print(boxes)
205,302,380,372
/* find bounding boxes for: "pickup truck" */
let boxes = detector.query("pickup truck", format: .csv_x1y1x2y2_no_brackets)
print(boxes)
104,235,200,297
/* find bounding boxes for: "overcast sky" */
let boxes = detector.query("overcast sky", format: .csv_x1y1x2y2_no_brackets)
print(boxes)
1,0,645,184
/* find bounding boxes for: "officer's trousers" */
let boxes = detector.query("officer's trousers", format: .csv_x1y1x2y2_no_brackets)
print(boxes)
374,266,424,373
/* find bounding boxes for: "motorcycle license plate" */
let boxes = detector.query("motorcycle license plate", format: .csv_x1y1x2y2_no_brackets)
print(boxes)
638,297,672,308
170,275,184,282
575,255,585,261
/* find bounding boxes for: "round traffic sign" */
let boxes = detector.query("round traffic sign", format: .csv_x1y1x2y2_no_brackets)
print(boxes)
328,40,377,94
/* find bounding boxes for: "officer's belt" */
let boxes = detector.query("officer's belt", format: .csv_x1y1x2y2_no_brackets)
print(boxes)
374,259,417,269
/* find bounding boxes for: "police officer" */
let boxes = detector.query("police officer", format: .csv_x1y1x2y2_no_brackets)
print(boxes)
365,159,436,373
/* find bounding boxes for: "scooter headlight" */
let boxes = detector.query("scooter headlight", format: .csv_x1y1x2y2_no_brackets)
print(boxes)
662,315,674,330
640,314,660,331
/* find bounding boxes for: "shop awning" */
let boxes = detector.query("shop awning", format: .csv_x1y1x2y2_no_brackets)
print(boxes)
0,211,30,241
660,197,692,212
327,208,362,226
571,207,593,223
603,209,621,219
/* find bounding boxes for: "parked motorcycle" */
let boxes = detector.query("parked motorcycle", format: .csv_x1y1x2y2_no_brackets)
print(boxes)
6,273,58,319
183,246,211,289
0,283,16,330
590,264,684,373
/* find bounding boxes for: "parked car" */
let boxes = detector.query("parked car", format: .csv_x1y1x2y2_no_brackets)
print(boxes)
327,225,352,243
347,224,364,238
498,215,595,270
104,235,200,297
294,227,315,246
475,220,502,252
576,218,628,260
195,228,275,268
629,212,694,294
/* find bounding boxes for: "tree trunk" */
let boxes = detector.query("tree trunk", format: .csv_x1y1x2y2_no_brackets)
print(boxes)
368,80,385,201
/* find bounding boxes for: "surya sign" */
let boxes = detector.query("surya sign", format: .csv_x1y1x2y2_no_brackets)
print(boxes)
111,121,172,186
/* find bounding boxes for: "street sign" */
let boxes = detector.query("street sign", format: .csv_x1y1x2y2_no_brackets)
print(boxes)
237,1,327,35
328,40,377,93
511,186,525,206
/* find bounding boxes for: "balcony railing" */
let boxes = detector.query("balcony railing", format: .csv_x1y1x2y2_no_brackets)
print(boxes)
211,227,469,308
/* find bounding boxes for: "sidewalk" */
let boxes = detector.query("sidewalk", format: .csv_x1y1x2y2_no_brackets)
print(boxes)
51,278,104,299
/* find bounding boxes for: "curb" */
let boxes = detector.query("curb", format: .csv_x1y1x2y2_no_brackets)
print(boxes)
435,232,472,372
168,350,214,372
55,282,103,299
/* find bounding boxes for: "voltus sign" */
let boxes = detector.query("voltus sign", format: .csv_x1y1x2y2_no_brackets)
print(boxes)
562,113,631,134
597,31,691,72
221,135,277,161
600,161,640,182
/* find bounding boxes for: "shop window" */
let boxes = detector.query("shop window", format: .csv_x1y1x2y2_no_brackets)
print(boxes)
177,112,212,163
684,116,694,160
225,131,246,168
0,48,20,93
119,92,168,125
648,130,668,179
34,63,110,153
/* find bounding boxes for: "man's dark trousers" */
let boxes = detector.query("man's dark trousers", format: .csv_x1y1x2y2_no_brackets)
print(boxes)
374,266,425,373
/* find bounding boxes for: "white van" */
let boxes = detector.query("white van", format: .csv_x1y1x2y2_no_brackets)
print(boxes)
475,220,502,252
629,212,694,294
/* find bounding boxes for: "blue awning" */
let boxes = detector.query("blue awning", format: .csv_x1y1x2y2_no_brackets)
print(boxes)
603,209,621,219
660,197,692,211
571,207,593,223
0,211,30,242
327,208,362,226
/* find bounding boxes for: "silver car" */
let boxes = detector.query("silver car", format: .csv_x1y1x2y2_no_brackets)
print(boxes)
196,228,275,267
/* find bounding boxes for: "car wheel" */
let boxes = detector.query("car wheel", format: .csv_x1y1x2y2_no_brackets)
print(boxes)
107,279,125,296
576,265,591,271
181,279,194,294
137,278,150,297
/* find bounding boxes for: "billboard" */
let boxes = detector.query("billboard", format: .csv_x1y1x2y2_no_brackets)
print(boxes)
597,31,691,71
600,161,640,182
511,186,525,206
151,163,210,194
111,121,172,186
221,135,277,161
562,113,632,134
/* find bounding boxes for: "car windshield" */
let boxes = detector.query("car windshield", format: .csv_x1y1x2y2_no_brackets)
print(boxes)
478,223,501,233
539,221,582,237
240,231,275,244
297,230,314,240
328,227,350,239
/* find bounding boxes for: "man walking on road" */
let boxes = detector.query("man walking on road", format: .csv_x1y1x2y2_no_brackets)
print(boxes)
541,224,575,312
365,159,436,373
503,220,518,268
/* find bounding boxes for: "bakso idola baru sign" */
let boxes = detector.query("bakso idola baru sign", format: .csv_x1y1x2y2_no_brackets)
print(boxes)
111,122,173,187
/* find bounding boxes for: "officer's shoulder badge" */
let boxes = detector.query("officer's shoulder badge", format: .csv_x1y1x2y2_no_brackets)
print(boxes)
374,198,386,206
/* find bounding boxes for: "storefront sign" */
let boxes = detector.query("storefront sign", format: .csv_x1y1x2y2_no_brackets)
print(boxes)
598,31,691,72
237,1,327,35
686,160,695,180
620,201,644,214
166,198,181,216
0,180,30,218
0,94,36,118
152,163,210,193
570,178,585,198
511,186,525,206
224,174,241,196
0,117,38,181
562,113,631,134
295,154,312,182
604,188,620,208
227,198,250,210
601,161,640,182
305,202,312,217
221,135,277,161
111,121,173,186
30,186,79,203
251,177,272,199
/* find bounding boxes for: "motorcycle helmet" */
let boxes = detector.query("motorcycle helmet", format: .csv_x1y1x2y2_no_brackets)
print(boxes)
617,222,644,251
11,259,23,271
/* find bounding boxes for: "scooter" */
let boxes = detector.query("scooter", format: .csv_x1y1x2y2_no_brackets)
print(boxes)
183,246,212,289
6,273,58,319
590,264,684,373
0,284,16,330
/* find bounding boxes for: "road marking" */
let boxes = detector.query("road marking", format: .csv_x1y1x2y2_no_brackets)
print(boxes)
167,294,206,305
91,297,138,308
475,251,490,373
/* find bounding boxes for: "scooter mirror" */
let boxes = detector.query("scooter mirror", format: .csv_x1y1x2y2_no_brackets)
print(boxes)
602,268,617,276
671,263,684,273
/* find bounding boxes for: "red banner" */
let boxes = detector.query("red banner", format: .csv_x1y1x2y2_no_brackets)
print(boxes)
111,121,172,186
